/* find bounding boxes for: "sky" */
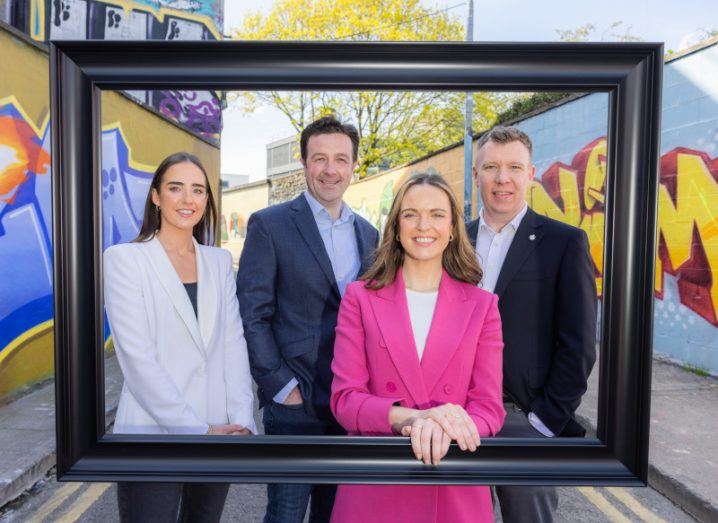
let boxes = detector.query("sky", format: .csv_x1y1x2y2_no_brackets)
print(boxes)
220,0,717,181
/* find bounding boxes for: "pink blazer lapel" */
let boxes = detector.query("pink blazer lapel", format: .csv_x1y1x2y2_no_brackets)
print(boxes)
368,270,430,407
420,271,477,396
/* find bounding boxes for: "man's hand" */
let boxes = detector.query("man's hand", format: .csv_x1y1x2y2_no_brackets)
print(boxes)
283,385,303,406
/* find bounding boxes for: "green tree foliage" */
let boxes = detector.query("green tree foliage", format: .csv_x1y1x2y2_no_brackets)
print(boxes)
495,92,574,125
230,0,506,177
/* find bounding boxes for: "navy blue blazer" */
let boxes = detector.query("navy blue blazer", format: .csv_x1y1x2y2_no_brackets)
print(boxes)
236,194,379,416
466,207,597,436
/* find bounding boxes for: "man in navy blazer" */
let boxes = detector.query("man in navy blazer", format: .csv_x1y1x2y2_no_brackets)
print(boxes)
466,127,597,523
236,116,379,523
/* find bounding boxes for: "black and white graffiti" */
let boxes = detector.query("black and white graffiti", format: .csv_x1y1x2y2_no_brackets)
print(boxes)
103,7,149,40
50,0,88,39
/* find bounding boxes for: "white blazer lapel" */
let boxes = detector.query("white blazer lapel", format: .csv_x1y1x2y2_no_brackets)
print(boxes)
141,237,205,355
194,240,218,349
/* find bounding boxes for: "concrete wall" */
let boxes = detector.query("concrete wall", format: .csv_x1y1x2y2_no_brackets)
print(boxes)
0,22,220,401
220,39,718,375
220,179,269,266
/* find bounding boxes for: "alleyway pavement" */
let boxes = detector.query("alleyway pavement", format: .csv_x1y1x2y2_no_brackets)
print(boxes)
0,355,716,521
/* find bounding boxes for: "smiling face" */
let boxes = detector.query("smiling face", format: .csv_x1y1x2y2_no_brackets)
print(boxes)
151,161,208,234
474,139,535,229
398,184,453,267
302,133,356,210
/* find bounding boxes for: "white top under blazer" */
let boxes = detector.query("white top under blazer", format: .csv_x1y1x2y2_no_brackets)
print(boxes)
103,236,257,435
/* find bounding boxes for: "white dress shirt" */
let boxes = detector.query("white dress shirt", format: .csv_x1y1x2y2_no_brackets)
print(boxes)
475,204,555,437
475,203,528,293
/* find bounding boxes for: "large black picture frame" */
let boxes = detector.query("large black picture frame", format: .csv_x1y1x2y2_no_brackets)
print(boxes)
50,40,662,485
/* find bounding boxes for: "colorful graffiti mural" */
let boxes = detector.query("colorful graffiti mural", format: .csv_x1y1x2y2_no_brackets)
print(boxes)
0,97,53,362
0,96,158,397
9,0,224,143
528,138,607,294
526,137,718,332
154,90,222,137
656,148,718,326
29,0,222,41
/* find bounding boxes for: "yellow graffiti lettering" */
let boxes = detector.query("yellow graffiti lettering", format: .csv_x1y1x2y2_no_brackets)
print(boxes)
528,139,609,295
528,167,582,227
657,152,718,317
579,211,605,296
584,140,607,210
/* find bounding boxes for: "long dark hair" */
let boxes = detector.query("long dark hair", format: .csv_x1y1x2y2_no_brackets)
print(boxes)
360,173,482,290
134,152,217,245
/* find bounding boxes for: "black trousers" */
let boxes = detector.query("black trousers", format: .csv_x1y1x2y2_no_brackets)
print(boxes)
117,482,229,523
493,405,559,523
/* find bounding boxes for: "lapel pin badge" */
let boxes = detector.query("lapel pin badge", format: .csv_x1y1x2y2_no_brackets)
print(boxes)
529,234,536,241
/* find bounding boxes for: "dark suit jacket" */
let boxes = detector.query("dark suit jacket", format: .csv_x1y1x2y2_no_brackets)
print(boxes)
236,194,379,418
466,207,597,436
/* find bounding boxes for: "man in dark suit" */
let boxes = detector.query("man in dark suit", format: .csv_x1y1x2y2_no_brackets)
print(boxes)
236,116,379,523
466,126,597,523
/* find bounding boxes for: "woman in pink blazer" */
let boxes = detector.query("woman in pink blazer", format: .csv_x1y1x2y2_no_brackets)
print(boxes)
330,173,505,523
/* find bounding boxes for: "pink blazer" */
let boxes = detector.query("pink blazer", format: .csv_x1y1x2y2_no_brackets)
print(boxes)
330,269,505,523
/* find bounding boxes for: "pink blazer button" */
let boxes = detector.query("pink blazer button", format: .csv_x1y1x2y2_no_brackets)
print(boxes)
443,384,454,394
386,382,397,393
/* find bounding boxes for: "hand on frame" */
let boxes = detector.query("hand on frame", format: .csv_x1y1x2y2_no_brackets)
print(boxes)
414,403,481,452
400,417,451,466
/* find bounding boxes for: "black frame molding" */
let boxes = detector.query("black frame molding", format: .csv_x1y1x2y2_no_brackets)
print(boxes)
50,40,663,485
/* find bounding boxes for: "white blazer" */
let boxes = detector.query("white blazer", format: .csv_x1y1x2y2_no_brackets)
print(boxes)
103,236,257,435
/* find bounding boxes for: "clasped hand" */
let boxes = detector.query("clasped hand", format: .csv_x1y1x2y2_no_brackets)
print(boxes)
396,403,481,465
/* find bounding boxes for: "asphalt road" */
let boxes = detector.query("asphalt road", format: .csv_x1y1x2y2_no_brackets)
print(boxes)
0,473,698,522
0,359,702,522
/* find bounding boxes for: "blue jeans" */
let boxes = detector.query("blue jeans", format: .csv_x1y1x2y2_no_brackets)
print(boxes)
263,401,342,523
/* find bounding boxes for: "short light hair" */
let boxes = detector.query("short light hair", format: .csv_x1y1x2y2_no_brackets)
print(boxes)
475,126,533,157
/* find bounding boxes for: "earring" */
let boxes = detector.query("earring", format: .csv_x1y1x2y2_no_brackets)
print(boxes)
449,234,454,241
156,204,160,214
396,234,400,242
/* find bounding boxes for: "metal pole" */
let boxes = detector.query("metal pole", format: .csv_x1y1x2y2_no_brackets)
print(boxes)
463,0,474,221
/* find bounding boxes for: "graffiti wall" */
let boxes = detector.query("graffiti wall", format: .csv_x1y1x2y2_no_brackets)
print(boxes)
0,24,220,400
27,0,222,42
515,42,718,375
349,44,718,374
0,0,224,143
222,40,718,374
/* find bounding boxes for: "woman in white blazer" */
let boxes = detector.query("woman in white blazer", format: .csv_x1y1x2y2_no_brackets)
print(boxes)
103,152,256,522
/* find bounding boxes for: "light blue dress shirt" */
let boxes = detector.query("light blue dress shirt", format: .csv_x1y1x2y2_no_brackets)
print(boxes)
273,191,361,404
302,190,361,297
